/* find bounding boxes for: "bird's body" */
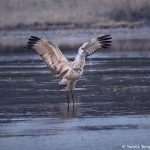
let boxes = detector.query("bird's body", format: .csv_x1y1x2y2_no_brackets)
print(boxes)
27,35,112,104
58,50,85,92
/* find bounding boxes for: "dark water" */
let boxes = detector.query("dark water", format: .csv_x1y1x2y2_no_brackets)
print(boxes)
0,50,150,150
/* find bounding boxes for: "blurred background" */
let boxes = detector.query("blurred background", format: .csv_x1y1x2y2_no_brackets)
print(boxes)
0,0,150,53
0,1,150,150
1,0,150,28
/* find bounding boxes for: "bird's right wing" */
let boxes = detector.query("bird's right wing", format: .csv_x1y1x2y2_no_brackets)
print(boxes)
80,34,112,57
27,36,71,77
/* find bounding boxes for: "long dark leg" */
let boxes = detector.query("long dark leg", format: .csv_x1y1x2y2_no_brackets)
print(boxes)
71,89,74,105
66,90,69,106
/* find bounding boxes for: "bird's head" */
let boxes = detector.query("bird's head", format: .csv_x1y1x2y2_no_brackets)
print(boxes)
78,47,85,55
78,42,88,56
79,48,89,58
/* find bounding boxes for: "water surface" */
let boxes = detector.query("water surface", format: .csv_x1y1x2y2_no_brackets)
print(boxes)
0,48,150,150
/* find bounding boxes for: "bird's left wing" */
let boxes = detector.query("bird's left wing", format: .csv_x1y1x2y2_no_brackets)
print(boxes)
80,34,112,57
27,36,71,77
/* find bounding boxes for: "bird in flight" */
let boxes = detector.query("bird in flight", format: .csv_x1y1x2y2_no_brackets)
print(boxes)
27,35,112,105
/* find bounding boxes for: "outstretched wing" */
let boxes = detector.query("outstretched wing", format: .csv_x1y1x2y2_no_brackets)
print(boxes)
80,34,112,57
27,36,71,77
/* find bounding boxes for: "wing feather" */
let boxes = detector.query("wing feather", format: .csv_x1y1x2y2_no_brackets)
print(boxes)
81,34,112,57
27,36,71,77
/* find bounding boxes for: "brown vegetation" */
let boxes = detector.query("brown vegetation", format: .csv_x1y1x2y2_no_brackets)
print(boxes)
0,0,150,29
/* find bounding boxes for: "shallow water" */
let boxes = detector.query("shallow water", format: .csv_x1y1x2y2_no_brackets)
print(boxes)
0,50,150,150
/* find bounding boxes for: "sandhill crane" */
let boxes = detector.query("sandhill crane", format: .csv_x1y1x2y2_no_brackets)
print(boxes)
27,35,112,105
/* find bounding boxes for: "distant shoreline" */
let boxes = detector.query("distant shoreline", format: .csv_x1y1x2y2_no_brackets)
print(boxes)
0,21,148,31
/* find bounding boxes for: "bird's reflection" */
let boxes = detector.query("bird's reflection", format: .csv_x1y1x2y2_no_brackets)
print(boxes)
67,104,75,115
51,95,79,119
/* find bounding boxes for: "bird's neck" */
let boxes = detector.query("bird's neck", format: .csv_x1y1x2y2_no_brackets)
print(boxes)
73,53,85,69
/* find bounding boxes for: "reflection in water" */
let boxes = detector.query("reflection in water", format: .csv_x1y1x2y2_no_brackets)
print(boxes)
0,50,150,149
